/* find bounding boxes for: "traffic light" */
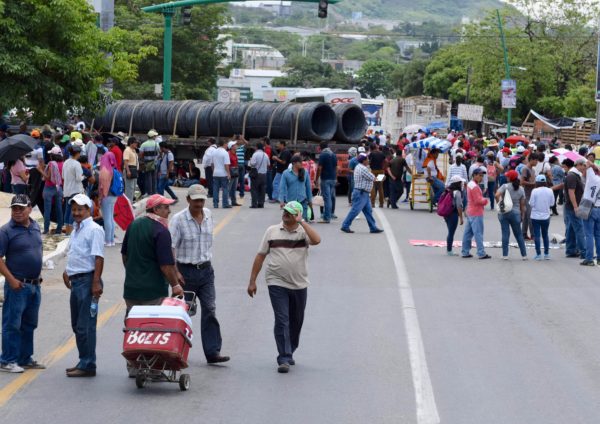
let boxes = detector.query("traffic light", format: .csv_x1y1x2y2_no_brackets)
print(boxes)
318,0,328,18
182,6,192,25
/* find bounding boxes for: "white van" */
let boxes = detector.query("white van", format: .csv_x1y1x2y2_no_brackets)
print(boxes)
291,89,362,107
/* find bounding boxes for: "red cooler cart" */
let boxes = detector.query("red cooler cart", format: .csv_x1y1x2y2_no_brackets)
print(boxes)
122,294,197,391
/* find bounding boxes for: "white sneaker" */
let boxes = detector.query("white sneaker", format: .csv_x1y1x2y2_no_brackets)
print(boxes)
502,256,509,260
0,363,24,373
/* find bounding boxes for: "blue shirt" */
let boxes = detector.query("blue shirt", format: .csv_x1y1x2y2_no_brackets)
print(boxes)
0,219,43,280
278,169,313,204
318,149,337,181
66,217,105,276
236,146,245,165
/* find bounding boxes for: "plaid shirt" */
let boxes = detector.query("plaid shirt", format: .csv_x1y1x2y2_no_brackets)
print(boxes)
169,207,214,264
353,163,375,192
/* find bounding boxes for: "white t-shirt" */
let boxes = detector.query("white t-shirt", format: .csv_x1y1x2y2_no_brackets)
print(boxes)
24,146,44,168
529,186,555,220
211,147,230,177
584,168,600,207
202,145,217,168
534,161,551,176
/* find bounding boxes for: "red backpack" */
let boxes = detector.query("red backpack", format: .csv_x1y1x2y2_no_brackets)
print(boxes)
437,189,454,217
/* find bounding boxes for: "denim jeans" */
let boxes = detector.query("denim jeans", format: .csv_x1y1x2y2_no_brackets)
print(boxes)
69,273,98,371
430,176,445,204
100,195,117,244
237,164,245,197
212,176,230,208
521,201,532,238
268,285,307,365
272,172,283,201
321,179,336,221
498,210,527,257
157,175,178,200
205,166,213,197
1,282,41,366
347,174,354,204
228,174,238,205
341,190,378,231
444,209,459,252
583,207,600,261
43,185,63,234
532,218,550,256
179,264,222,359
125,177,137,203
461,215,486,257
64,195,75,226
251,174,267,207
487,180,496,210
144,169,157,195
564,206,586,257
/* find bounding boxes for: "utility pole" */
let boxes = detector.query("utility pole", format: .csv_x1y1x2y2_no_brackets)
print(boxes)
465,65,472,104
497,9,512,136
595,17,600,133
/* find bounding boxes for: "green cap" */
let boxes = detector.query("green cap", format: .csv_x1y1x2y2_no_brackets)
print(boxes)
61,134,71,143
283,201,303,217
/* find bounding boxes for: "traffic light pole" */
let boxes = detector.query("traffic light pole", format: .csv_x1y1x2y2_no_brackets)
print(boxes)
497,9,511,136
162,8,175,100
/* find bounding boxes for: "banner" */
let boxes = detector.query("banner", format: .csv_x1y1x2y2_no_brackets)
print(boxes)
501,79,516,109
457,104,484,121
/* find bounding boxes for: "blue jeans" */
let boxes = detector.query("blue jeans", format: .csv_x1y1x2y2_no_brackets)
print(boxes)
583,207,600,261
64,195,75,226
498,210,527,257
43,185,63,234
564,206,586,257
272,172,283,201
347,174,355,204
157,175,178,200
179,264,222,359
461,215,486,257
321,179,336,221
237,164,245,197
228,174,238,204
69,273,98,371
212,176,230,207
487,180,496,210
101,195,117,244
1,282,41,365
444,209,459,252
268,285,307,365
341,189,378,231
532,218,550,256
430,176,445,204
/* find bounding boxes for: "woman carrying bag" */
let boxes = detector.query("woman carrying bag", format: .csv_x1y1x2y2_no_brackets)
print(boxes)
495,170,528,260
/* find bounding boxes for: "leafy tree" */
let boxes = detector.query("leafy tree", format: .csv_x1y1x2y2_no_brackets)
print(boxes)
355,60,397,98
271,55,351,88
391,59,429,97
0,0,152,121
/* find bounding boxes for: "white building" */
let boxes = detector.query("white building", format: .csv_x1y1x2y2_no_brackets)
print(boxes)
221,40,286,70
217,69,287,101
235,1,292,16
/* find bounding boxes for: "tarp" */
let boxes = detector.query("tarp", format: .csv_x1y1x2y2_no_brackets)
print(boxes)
406,137,452,153
529,110,577,130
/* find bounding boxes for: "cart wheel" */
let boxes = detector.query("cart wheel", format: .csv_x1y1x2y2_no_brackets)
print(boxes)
409,198,414,210
179,373,190,391
135,374,147,389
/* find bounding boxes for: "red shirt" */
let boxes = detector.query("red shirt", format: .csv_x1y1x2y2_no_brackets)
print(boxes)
110,145,123,171
228,150,238,167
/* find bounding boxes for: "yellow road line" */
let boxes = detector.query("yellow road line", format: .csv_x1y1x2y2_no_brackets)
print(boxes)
0,302,124,408
0,202,242,407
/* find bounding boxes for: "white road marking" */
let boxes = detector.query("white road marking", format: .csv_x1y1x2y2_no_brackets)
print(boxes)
375,209,440,424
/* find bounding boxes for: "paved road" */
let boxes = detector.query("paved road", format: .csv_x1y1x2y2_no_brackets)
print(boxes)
1,190,600,424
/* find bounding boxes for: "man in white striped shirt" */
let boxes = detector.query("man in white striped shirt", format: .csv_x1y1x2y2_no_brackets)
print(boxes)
169,184,230,364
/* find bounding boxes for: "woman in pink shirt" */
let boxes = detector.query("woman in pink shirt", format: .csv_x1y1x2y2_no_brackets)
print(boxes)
99,152,117,246
42,146,64,234
461,168,490,259
9,156,29,194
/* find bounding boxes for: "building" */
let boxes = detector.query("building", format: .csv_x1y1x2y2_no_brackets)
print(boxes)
217,69,287,101
222,40,286,70
322,59,364,74
235,0,292,16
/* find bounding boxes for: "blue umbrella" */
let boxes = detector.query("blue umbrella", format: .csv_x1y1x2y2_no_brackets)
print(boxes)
589,134,600,141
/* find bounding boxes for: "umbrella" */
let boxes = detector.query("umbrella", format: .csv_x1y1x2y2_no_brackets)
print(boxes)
404,124,425,134
589,134,600,141
552,148,585,163
0,134,37,163
505,135,529,145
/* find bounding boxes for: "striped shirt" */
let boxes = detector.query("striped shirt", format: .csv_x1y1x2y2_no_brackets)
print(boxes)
169,207,214,264
236,146,245,165
446,164,468,186
353,163,375,192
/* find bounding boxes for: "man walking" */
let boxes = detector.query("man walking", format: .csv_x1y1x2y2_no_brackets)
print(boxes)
387,146,412,208
62,194,105,377
563,158,587,259
157,142,179,202
247,201,321,373
211,140,231,208
248,142,270,208
0,194,45,373
315,141,338,223
234,134,248,198
461,168,491,259
170,185,230,364
139,130,161,196
62,145,84,235
203,138,217,198
340,154,384,234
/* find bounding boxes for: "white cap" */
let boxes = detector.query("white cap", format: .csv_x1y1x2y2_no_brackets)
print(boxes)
147,129,159,138
448,175,465,184
227,141,237,150
69,193,93,208
50,146,62,156
358,146,366,153
516,146,526,153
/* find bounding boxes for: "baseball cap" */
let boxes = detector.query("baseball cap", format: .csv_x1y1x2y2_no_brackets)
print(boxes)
516,146,526,153
147,129,159,138
50,146,63,156
70,131,82,140
505,170,519,181
10,194,31,207
61,134,71,143
502,147,511,154
72,139,85,148
357,146,366,153
448,175,465,184
31,129,40,138
357,153,369,162
227,141,236,150
146,194,176,209
283,201,303,217
187,184,208,200
472,168,486,175
535,175,547,183
69,193,93,208
71,145,82,153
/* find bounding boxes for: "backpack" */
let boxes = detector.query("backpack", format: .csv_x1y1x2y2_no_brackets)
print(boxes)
486,163,497,179
109,168,124,196
437,189,455,217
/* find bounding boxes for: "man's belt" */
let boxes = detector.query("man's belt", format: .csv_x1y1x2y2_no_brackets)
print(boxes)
17,277,42,285
69,271,94,281
177,261,211,270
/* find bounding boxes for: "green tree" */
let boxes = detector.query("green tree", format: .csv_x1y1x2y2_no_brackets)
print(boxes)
355,60,397,98
271,55,352,88
391,59,430,97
